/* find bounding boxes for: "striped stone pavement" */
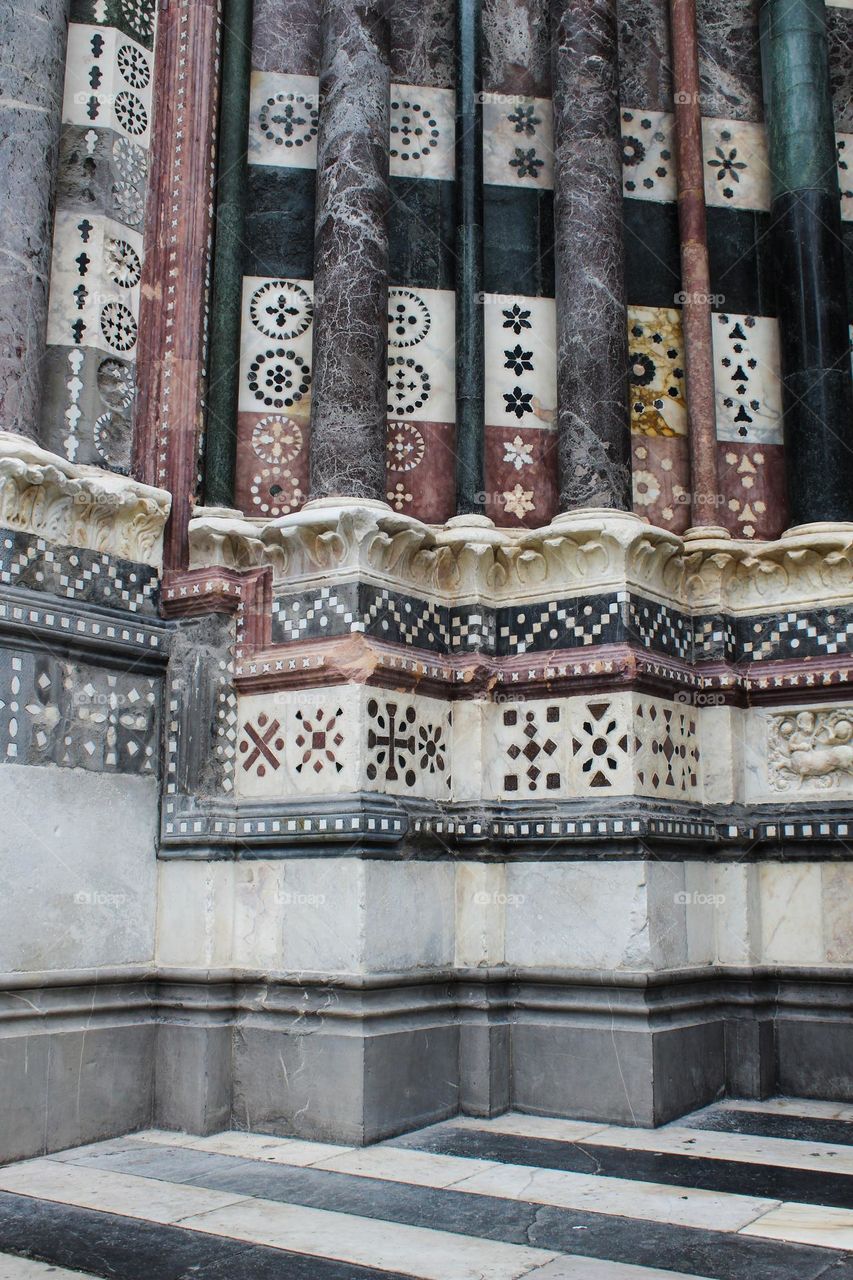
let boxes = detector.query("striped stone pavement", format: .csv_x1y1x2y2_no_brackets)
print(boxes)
2,1098,853,1278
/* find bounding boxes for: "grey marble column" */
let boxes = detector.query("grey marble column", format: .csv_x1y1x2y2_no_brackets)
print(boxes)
551,0,631,511
309,0,391,501
0,0,69,440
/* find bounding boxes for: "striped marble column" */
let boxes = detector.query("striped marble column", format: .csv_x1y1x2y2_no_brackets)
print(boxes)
0,0,68,439
551,0,631,511
760,0,853,525
308,0,391,502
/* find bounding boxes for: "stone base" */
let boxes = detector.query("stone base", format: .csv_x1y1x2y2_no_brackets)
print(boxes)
4,967,853,1161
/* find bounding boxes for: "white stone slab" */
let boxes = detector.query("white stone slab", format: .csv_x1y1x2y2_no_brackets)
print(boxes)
584,1124,853,1176
315,1146,499,1189
741,1202,853,1250
134,1128,354,1165
0,1257,104,1280
184,1196,557,1280
525,1259,709,1280
717,1097,853,1123
454,1113,609,1143
390,85,455,181
0,1160,248,1225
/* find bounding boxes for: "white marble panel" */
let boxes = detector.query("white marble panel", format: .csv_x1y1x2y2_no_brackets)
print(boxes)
745,703,853,802
484,294,556,430
483,698,570,800
387,287,455,423
363,861,455,970
483,95,553,189
455,862,507,967
621,108,677,202
527,1261,709,1280
449,700,484,802
712,313,782,444
390,84,455,181
63,25,153,148
239,275,314,416
758,863,824,965
584,1124,853,1175
0,1256,104,1280
364,689,452,800
633,695,702,802
568,692,635,795
155,861,235,967
248,71,320,169
235,685,361,801
503,862,655,969
46,212,143,355
823,863,853,962
703,118,770,211
713,863,761,965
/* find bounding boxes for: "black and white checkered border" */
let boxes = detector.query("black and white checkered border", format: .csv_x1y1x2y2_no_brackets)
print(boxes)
0,529,160,615
0,589,168,653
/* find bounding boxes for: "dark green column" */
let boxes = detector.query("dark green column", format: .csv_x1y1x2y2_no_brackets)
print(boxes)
205,0,254,508
760,0,853,525
455,0,485,514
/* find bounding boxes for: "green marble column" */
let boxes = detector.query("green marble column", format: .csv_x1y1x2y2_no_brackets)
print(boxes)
205,0,254,508
760,0,853,525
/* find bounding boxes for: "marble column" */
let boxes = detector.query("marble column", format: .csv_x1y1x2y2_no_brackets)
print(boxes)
133,0,220,569
455,0,485,515
308,0,391,502
760,0,853,525
206,0,254,509
0,0,69,440
670,0,719,526
551,0,631,511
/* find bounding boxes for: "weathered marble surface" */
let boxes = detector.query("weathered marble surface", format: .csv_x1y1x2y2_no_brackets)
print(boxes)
0,0,69,439
551,0,631,509
251,0,320,75
697,0,763,121
618,0,673,112
483,0,550,96
309,0,391,500
391,0,455,89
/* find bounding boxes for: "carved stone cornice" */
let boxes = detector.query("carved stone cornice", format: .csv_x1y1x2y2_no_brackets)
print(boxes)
188,501,853,615
0,432,171,568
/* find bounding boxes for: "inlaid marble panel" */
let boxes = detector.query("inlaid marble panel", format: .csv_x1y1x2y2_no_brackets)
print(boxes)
484,294,556,429
238,275,314,415
236,686,361,800
628,306,687,438
484,423,558,529
839,135,853,220
712,312,782,444
248,72,321,170
386,286,455,424
744,703,853,802
40,343,135,470
46,211,143,357
62,23,153,149
389,85,455,181
483,95,554,189
717,441,787,541
631,436,691,533
234,409,310,518
385,420,456,523
702,118,770,211
621,109,676,202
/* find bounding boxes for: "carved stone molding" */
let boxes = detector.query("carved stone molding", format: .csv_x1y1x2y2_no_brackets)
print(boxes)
187,500,853,615
0,432,171,567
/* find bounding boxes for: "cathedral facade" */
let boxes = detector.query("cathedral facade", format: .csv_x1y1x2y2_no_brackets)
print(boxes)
1,0,853,1156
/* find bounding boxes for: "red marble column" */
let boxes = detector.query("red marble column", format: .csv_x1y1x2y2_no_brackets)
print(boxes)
134,0,220,570
669,0,719,528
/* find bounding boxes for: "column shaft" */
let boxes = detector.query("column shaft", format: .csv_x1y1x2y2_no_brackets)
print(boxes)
760,0,853,525
308,0,391,502
133,0,220,569
551,0,631,511
0,0,69,440
206,0,254,509
455,0,485,515
670,0,719,526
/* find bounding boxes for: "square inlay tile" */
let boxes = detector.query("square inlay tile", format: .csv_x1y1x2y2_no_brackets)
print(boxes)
46,211,143,356
248,71,321,169
712,312,782,444
236,686,361,800
569,692,634,795
628,306,687,437
390,84,455,181
483,699,570,799
718,441,788,541
702,117,770,211
634,695,701,800
365,690,451,800
62,24,153,149
621,108,677,202
40,343,135,470
484,294,556,430
484,95,554,189
238,275,314,415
